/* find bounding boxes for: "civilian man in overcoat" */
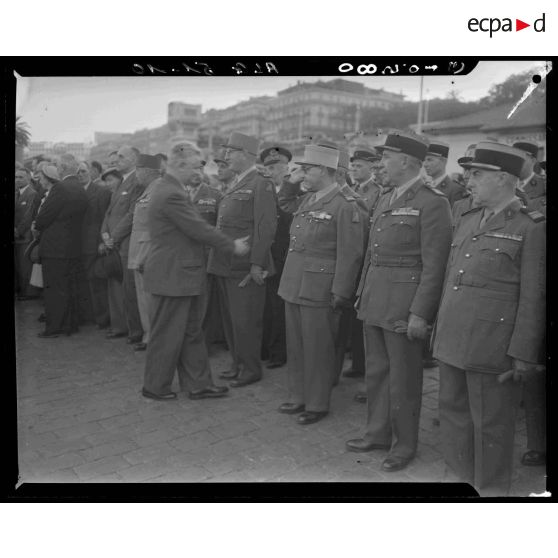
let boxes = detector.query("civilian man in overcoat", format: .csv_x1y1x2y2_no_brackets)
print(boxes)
432,142,546,495
277,145,365,425
346,131,453,472
141,142,250,400
207,132,277,388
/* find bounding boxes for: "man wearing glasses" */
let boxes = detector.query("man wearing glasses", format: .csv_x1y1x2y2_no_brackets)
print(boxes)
207,132,278,388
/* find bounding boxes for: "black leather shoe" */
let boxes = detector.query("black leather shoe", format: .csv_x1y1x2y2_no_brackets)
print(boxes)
278,403,305,414
133,342,147,351
141,388,177,401
37,331,60,338
105,331,126,339
343,368,364,378
521,450,546,467
297,411,328,425
189,385,229,400
219,370,239,380
266,360,286,369
230,376,261,388
382,455,412,472
127,335,143,344
354,391,367,403
346,439,390,453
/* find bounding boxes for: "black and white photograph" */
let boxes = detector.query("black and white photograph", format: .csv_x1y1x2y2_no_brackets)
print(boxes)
10,58,550,498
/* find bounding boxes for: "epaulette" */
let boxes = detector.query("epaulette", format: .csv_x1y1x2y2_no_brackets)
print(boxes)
426,186,446,196
521,208,546,222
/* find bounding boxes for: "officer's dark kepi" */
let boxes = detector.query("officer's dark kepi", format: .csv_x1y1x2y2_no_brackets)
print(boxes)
512,141,539,158
460,141,527,178
426,141,450,158
350,148,381,163
260,145,293,166
457,144,476,167
375,130,429,162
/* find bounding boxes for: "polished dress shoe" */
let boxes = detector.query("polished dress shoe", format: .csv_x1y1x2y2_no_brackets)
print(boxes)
37,331,60,338
230,375,261,388
278,403,305,414
382,455,412,472
127,335,143,344
346,438,390,453
133,342,147,351
266,360,286,369
354,391,367,403
219,370,239,380
189,385,229,400
343,368,364,378
521,450,546,467
141,388,177,401
297,411,328,425
105,331,126,339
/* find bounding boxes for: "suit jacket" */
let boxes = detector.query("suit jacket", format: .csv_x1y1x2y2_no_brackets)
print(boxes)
128,177,159,270
434,175,468,208
15,186,40,243
142,173,234,297
356,177,453,329
433,200,546,372
101,171,144,264
206,168,277,278
81,181,112,255
191,183,223,226
278,182,365,307
34,177,88,259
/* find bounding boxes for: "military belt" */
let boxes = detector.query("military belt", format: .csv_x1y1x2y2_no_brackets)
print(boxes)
371,255,422,268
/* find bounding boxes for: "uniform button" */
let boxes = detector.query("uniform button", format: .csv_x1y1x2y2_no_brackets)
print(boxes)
472,237,477,241
296,225,301,228
320,268,324,272
465,253,471,258
374,243,378,247
289,248,293,252
453,286,459,291
459,269,464,274
292,236,296,240
500,318,505,322
377,228,381,232
400,221,404,224
495,248,500,252
451,243,456,247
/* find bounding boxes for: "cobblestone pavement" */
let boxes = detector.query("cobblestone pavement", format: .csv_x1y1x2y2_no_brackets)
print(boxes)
16,299,546,494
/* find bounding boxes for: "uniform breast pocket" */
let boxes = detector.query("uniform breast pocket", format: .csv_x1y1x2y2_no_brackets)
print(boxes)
180,258,204,287
478,238,521,276
298,259,336,303
389,216,419,245
229,193,253,219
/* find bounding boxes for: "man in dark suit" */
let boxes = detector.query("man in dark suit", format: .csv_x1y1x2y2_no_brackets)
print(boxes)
14,167,41,299
259,145,293,369
100,146,144,343
423,141,468,208
142,142,250,400
78,161,111,328
34,159,88,337
346,131,453,472
207,133,278,388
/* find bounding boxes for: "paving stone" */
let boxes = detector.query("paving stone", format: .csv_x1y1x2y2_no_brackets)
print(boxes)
79,440,139,462
73,456,131,480
133,426,185,448
169,430,220,452
148,466,211,483
208,419,259,440
54,422,105,440
122,443,179,466
29,452,86,474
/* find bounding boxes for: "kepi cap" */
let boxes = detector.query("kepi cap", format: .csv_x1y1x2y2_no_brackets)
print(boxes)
294,144,339,170
222,132,260,156
316,140,349,170
375,130,429,162
460,141,527,178
426,141,450,158
350,148,381,164
260,145,292,166
457,143,477,167
40,164,60,181
512,141,539,159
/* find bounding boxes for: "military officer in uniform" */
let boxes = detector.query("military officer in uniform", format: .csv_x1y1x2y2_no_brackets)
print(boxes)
350,148,383,214
207,132,278,388
184,161,225,347
513,141,546,216
277,145,365,425
423,140,468,208
432,142,546,495
128,154,162,351
142,142,250,401
346,130,453,472
451,144,478,226
259,145,293,369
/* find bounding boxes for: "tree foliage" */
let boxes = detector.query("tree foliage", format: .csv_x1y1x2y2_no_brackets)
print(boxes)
16,116,31,147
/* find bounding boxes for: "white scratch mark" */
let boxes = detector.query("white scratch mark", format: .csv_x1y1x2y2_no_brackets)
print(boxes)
507,61,552,119
529,491,551,497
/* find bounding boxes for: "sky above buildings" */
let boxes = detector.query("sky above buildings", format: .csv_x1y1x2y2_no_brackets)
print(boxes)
16,61,546,144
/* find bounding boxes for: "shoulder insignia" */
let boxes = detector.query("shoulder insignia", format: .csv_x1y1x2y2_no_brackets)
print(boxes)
392,208,420,216
427,186,445,196
485,232,523,242
526,210,545,222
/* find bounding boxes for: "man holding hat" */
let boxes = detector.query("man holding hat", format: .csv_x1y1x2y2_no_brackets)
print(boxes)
260,145,293,369
513,141,546,215
127,154,162,351
346,130,453,472
207,132,278,388
141,142,250,401
277,144,365,425
350,147,384,213
423,140,468,208
432,141,546,495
